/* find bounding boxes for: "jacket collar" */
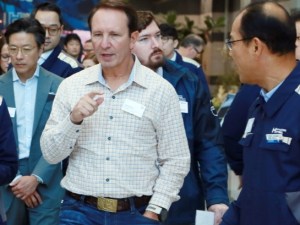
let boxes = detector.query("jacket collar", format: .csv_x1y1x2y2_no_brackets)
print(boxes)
263,62,300,118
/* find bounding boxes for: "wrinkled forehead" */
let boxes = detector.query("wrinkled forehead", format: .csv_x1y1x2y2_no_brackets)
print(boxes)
90,9,130,36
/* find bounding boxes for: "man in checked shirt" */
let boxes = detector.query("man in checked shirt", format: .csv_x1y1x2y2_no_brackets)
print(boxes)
40,1,190,224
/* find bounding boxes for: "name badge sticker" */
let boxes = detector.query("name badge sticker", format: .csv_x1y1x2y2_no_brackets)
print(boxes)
266,134,292,145
8,107,16,118
266,134,283,143
122,99,145,118
243,118,255,138
179,100,188,113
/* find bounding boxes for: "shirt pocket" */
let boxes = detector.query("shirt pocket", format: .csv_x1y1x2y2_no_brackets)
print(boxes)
259,135,291,152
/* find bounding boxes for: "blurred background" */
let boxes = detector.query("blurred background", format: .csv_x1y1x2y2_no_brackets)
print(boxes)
0,0,298,106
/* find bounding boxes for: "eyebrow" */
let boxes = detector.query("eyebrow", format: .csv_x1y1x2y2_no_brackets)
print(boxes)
41,23,60,27
139,31,160,38
9,44,35,48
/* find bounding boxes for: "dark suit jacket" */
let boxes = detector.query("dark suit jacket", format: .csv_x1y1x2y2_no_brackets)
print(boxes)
0,67,64,216
0,97,18,225
162,60,229,224
41,46,82,78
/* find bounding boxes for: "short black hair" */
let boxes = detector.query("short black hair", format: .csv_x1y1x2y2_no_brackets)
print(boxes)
31,2,63,26
239,1,295,55
5,17,45,48
291,10,300,22
64,33,82,46
159,23,178,40
88,0,138,36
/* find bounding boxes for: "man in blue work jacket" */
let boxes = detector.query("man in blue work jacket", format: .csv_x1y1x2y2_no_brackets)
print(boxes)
221,84,260,175
159,23,210,94
0,97,18,225
222,6,300,177
221,2,300,225
132,11,229,225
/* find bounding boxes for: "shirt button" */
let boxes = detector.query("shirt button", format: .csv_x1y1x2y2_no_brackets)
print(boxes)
109,116,113,120
106,178,110,182
76,130,79,133
108,137,111,140
112,96,116,99
106,157,110,160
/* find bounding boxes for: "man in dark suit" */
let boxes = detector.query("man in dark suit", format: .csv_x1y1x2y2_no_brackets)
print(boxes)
0,97,18,225
0,18,63,225
32,2,82,78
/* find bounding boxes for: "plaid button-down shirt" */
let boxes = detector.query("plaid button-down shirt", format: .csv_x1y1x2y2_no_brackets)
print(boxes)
41,58,190,210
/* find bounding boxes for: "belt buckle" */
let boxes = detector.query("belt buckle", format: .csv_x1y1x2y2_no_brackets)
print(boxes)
97,197,118,213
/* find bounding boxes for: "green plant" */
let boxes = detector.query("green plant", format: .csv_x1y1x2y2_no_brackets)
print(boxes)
197,16,225,42
157,11,225,43
211,72,240,110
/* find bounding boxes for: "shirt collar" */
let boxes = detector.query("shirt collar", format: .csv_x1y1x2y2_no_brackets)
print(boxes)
41,49,53,60
83,55,148,89
38,49,54,65
170,51,176,61
260,80,284,102
156,67,163,76
12,65,40,82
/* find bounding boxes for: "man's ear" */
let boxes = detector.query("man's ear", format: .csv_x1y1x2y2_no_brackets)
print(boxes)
173,39,179,49
252,37,263,55
130,31,139,50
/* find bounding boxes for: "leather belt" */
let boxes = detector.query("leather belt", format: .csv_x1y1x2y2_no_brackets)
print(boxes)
67,191,151,213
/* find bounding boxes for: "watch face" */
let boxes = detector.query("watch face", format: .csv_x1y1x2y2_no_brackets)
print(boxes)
159,209,168,222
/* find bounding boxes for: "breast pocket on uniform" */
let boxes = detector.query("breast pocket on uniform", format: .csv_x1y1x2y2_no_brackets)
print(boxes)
259,133,292,152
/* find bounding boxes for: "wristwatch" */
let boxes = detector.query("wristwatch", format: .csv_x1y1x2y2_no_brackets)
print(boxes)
146,204,168,222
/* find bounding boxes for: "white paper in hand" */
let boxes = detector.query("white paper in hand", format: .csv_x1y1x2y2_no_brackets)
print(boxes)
196,210,214,225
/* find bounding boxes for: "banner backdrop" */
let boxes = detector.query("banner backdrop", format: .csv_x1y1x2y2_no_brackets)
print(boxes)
0,0,99,30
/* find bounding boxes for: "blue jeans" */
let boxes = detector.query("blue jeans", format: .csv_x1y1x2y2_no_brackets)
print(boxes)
59,195,161,225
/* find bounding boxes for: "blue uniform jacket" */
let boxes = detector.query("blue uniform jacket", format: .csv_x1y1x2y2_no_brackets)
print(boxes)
41,46,82,78
0,97,18,186
174,52,210,94
162,60,229,224
222,63,300,225
222,84,260,175
0,97,18,225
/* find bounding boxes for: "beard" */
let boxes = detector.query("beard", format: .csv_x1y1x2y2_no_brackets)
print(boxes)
146,48,164,71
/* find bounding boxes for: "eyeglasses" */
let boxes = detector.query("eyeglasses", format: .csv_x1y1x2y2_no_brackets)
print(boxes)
225,37,253,50
161,36,173,44
137,34,162,45
0,54,10,62
8,46,37,56
42,25,61,36
193,46,203,54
